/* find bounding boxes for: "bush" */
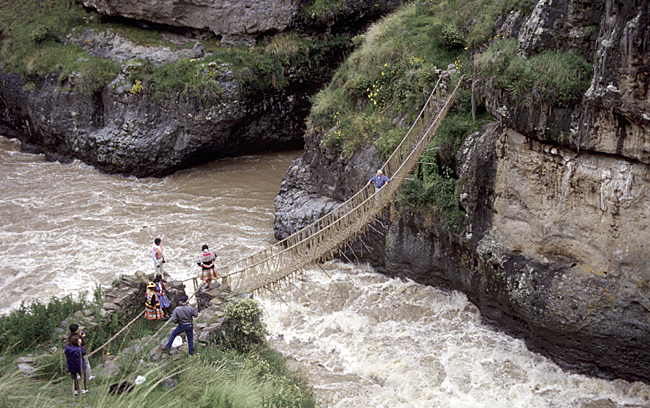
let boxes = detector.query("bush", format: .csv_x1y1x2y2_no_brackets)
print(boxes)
442,24,466,50
30,25,51,43
222,298,267,353
0,295,86,352
475,38,593,107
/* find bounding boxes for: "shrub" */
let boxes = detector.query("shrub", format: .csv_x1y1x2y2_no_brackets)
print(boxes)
442,24,466,50
222,298,267,353
30,25,51,43
0,295,86,352
475,38,593,107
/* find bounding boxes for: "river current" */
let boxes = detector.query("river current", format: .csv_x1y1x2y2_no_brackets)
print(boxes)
1,136,648,407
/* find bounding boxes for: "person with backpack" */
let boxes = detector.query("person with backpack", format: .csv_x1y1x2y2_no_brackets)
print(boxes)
197,244,217,289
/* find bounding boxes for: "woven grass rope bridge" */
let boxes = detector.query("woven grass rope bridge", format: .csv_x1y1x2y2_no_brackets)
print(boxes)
219,75,465,294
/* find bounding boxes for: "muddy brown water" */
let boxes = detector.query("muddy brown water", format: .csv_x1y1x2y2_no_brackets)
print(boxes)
1,136,648,407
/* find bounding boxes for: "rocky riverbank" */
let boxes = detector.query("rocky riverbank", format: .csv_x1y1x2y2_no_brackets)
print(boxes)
10,273,254,379
273,0,650,383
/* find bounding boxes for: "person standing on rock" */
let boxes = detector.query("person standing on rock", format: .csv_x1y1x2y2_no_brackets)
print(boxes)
163,295,198,355
144,282,164,330
154,274,172,318
64,334,88,397
151,237,166,276
197,244,217,290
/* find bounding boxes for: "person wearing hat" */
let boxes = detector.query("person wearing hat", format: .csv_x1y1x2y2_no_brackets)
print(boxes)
163,295,198,355
144,281,164,330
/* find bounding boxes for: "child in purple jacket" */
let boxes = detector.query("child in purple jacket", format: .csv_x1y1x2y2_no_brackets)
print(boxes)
64,334,87,396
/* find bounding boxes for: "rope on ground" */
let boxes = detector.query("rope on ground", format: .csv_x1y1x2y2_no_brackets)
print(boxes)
88,280,207,357
88,310,145,358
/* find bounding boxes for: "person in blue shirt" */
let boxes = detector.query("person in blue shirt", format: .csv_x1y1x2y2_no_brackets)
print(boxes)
367,169,390,189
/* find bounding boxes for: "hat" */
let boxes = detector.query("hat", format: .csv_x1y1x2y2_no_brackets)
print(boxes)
179,295,188,304
147,282,155,288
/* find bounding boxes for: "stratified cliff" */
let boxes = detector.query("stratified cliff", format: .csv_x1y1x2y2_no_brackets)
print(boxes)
274,0,650,382
0,0,406,177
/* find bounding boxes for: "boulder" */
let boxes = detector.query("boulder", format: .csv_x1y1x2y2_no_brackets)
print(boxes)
77,0,299,47
18,363,36,375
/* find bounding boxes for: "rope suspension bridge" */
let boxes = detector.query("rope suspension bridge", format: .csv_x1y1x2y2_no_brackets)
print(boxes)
215,75,465,294
88,75,464,357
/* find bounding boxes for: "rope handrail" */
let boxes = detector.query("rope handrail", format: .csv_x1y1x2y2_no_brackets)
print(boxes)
212,76,465,293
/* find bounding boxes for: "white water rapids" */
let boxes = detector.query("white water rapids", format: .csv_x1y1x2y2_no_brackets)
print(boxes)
1,136,649,407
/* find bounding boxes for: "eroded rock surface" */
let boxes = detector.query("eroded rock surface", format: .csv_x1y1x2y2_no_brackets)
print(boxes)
273,0,650,382
78,0,299,46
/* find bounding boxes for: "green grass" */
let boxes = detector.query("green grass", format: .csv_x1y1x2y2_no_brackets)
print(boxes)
0,0,120,95
1,0,351,101
0,341,315,408
307,0,569,158
0,293,314,408
475,38,593,107
0,294,87,353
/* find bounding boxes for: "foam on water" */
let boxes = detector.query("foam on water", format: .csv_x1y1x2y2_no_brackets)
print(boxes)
2,136,649,407
0,136,299,311
260,261,650,408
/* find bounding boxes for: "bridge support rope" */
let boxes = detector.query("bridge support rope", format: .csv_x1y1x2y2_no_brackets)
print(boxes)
217,76,465,294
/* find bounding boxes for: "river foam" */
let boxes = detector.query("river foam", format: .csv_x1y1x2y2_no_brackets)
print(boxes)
260,261,650,408
2,135,649,407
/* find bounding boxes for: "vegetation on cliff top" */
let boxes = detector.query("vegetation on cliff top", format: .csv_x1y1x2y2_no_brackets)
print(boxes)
308,0,593,232
0,0,350,100
0,293,314,408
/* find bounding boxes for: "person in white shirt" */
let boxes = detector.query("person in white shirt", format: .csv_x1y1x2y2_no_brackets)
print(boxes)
151,237,165,275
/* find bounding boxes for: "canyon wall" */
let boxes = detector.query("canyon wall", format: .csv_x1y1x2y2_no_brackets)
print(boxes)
273,0,650,382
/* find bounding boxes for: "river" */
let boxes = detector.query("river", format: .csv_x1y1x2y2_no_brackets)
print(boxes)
0,136,648,407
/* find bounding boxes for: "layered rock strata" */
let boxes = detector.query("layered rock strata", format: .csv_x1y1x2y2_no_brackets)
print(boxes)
273,0,650,382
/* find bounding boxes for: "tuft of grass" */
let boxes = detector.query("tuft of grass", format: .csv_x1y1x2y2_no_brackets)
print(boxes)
475,38,593,107
300,0,344,25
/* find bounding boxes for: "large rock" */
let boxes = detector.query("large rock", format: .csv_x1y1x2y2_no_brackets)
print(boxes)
0,56,306,177
78,0,299,46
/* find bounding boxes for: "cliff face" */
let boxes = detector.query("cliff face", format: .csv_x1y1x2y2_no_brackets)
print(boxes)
0,56,309,177
274,0,650,382
77,0,406,46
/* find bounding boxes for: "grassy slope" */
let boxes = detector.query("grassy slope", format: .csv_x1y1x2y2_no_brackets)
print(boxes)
0,0,349,100
0,294,314,408
308,0,593,232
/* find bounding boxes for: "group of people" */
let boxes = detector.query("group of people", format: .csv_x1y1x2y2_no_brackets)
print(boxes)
145,238,217,327
146,238,207,355
61,171,389,397
150,238,219,289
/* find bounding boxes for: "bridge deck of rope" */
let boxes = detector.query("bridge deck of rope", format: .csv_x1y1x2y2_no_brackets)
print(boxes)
210,76,465,294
